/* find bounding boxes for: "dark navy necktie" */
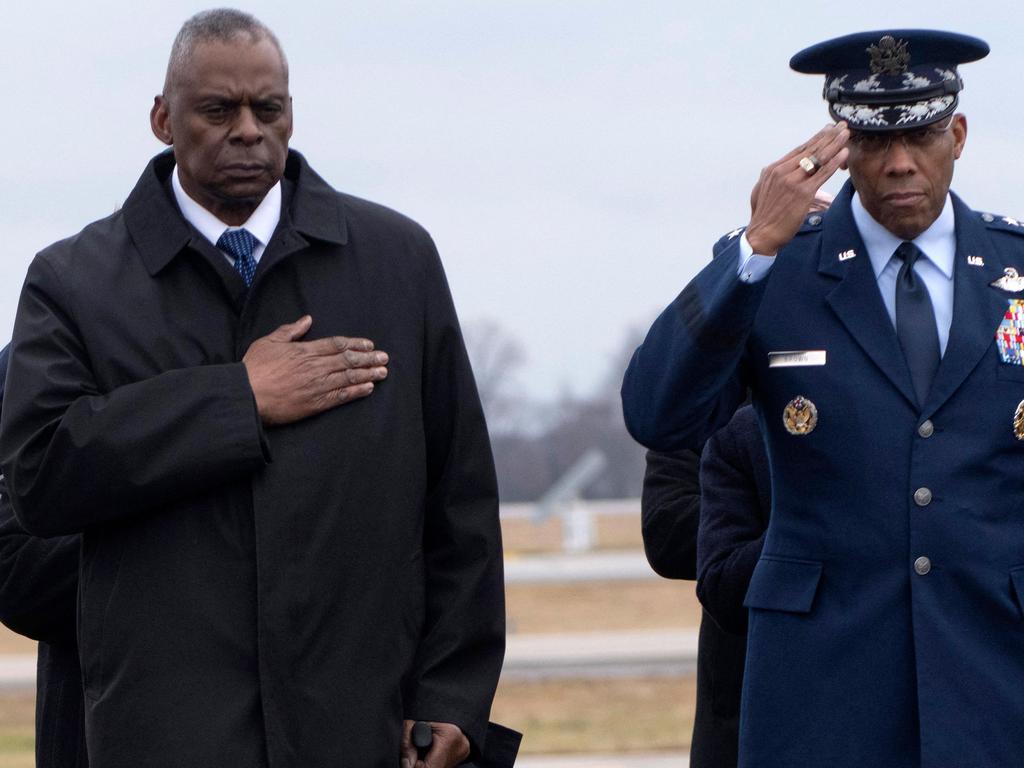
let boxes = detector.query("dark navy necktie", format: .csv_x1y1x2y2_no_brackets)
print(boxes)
893,241,941,407
217,228,258,287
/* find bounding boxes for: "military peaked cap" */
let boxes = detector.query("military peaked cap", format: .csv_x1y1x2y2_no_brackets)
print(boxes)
790,29,989,132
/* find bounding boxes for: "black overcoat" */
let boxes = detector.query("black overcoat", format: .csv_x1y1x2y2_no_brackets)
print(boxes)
0,151,505,767
695,406,771,636
642,447,740,768
0,490,87,768
0,345,88,768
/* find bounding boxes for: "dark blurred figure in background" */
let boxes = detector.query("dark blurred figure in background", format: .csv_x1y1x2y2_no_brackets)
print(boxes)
641,404,769,768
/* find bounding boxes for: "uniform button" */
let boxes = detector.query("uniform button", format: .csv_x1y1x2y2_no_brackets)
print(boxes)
914,556,932,575
914,487,932,506
807,214,823,226
918,420,934,438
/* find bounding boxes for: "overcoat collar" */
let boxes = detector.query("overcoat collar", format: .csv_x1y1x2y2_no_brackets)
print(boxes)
818,179,1010,414
124,149,349,277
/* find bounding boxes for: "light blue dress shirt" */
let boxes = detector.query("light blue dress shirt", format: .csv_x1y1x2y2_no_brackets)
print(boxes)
736,193,955,355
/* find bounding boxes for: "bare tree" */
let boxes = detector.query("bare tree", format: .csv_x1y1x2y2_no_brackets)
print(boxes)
463,318,527,435
473,323,648,501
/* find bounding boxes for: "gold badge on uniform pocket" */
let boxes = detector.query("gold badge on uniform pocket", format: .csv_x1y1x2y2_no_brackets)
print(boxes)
1014,400,1024,441
783,396,818,436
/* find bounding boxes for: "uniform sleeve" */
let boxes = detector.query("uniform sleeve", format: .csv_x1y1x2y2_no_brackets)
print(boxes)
403,237,504,756
0,253,269,537
640,448,701,580
695,413,768,634
621,236,769,451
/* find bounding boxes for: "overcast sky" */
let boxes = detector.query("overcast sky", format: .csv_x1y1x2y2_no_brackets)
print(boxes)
4,1,1023,402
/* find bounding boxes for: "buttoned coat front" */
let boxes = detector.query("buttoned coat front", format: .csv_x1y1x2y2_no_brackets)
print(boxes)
0,150,505,768
623,182,1024,768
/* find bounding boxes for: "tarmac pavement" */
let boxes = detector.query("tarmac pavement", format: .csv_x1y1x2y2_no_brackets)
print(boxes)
0,654,34,689
517,752,688,767
504,551,657,584
504,629,697,679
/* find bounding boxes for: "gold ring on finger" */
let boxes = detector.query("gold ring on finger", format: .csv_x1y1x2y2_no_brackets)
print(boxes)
798,155,822,175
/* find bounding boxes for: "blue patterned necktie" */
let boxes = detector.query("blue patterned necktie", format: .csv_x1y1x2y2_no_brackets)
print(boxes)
217,228,258,287
893,241,941,407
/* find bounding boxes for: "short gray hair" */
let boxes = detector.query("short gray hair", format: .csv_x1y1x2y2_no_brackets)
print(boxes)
163,8,288,97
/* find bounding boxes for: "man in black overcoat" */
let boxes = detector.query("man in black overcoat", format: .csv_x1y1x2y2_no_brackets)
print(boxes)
0,10,506,767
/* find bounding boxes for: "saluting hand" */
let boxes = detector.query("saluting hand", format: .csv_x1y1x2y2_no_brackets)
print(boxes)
243,315,388,425
400,720,471,768
745,122,849,255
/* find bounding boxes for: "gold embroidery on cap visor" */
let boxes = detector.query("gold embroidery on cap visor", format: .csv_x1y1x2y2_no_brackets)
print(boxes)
783,396,818,436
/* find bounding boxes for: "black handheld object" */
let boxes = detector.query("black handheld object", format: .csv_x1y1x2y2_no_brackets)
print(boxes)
412,721,433,761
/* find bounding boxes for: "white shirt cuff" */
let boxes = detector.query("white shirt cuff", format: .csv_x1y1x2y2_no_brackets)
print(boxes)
736,233,776,283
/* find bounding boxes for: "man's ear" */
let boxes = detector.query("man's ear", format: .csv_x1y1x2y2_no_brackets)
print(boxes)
150,95,173,146
952,113,967,160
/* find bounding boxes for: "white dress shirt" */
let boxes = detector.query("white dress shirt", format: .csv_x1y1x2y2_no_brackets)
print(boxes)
171,165,282,265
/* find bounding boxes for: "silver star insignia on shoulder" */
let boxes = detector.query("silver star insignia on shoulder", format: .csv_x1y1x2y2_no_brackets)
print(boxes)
1004,217,1021,227
967,255,985,267
727,228,744,240
838,249,857,261
991,267,1024,292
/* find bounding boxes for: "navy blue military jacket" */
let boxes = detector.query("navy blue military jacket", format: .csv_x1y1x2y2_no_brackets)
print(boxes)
623,181,1024,768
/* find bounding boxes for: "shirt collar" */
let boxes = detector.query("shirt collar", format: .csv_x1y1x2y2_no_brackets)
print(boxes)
171,165,282,248
852,191,956,280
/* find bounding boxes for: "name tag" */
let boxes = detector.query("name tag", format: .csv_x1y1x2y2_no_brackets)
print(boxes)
768,350,827,368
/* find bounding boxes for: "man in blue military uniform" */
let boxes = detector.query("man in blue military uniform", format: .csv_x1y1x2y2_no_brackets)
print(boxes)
622,29,1024,768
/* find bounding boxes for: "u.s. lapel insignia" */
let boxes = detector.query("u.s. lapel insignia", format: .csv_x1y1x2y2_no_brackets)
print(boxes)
991,267,1024,293
996,300,1024,365
783,396,818,436
967,255,985,267
838,249,857,261
1014,400,1024,441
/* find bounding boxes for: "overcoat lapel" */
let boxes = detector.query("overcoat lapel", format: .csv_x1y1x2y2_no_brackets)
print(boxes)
249,154,350,291
923,194,1011,417
821,183,919,408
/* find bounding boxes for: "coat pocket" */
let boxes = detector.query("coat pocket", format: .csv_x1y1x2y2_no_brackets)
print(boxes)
1010,566,1024,619
743,556,823,613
